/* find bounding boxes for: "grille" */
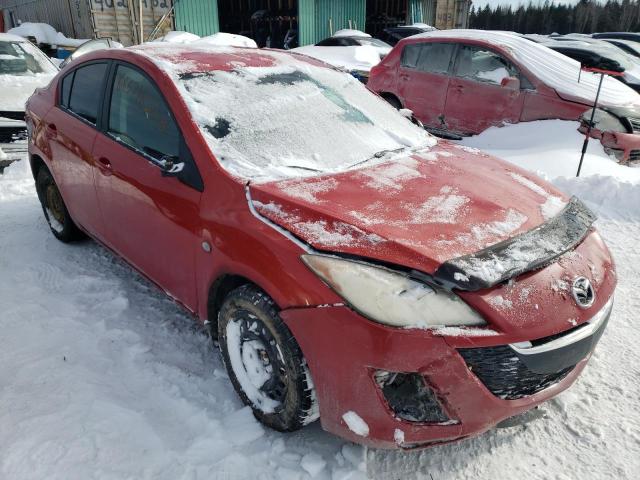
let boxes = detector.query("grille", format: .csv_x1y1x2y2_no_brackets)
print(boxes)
458,345,574,400
629,150,640,164
0,111,25,121
630,117,640,133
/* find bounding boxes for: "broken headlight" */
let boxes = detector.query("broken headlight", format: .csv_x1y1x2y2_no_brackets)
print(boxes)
301,254,485,328
580,109,628,133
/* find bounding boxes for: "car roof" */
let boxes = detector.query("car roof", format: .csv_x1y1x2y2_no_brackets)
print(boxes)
74,43,329,77
0,32,29,43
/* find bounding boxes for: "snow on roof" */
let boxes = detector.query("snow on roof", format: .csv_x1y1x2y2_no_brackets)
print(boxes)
152,31,201,44
417,29,640,107
152,31,258,48
195,32,257,48
0,32,29,43
291,45,381,71
333,29,371,38
7,22,87,47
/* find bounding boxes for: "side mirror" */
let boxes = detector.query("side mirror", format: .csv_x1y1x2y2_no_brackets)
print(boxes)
399,108,424,128
158,155,184,177
501,76,520,90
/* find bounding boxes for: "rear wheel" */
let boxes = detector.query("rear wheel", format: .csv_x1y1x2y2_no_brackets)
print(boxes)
35,167,84,242
218,284,319,432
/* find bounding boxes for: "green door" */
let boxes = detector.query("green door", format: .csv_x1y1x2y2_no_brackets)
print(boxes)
174,0,220,36
299,0,366,46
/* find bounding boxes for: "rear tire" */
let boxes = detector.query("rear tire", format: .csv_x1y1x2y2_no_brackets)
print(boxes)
218,284,319,432
35,167,84,242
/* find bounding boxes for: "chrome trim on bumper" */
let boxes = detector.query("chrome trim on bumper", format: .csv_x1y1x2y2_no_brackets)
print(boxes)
511,296,614,356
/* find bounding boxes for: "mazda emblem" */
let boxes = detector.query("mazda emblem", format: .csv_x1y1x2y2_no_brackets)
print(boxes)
572,277,595,309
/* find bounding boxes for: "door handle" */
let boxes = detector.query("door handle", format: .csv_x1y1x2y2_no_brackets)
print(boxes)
399,73,410,81
97,157,113,175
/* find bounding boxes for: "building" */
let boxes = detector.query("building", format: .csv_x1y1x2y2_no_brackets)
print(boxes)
0,0,471,47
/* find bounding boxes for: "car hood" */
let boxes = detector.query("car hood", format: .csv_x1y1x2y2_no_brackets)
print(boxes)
0,72,55,112
249,141,571,276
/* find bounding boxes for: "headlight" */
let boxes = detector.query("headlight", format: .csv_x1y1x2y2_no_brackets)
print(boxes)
581,109,628,133
301,254,486,328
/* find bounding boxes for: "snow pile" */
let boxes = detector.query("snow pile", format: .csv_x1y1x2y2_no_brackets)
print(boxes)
459,119,640,182
143,46,432,181
292,44,382,71
196,32,258,48
152,31,258,48
7,22,86,47
419,29,640,107
152,30,201,44
333,29,371,38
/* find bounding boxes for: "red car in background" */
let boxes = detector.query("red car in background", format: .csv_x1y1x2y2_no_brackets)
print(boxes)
368,29,640,163
26,44,615,449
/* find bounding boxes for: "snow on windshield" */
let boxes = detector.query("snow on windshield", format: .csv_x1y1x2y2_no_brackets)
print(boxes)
148,48,433,182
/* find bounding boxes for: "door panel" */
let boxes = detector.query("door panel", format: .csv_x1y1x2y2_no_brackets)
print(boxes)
92,63,202,310
92,135,202,309
445,77,524,134
444,44,525,135
46,107,101,234
46,62,110,236
396,42,455,128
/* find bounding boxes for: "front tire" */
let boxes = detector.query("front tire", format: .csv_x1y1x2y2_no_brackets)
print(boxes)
35,167,84,242
218,284,319,432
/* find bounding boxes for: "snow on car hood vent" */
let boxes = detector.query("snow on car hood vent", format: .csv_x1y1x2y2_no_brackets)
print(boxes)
434,197,596,291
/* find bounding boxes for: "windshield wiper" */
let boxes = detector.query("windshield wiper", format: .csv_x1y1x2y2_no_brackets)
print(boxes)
345,147,407,170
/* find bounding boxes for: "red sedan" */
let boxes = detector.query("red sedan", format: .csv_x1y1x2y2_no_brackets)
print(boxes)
26,44,615,449
368,29,640,163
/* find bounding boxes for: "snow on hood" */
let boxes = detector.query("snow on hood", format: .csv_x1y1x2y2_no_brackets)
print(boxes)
291,45,382,71
0,72,54,111
249,141,568,274
417,30,640,108
8,22,87,47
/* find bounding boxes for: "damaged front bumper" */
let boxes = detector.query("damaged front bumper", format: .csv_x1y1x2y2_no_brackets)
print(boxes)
281,291,613,449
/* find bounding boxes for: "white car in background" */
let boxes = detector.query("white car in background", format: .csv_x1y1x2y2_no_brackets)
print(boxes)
0,32,57,142
292,30,391,82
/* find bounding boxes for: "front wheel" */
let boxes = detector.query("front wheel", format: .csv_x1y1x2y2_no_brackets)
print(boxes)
35,167,84,242
218,284,319,432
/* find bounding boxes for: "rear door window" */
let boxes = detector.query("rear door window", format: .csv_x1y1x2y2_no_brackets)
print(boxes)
401,44,422,68
416,43,456,74
65,63,108,124
107,64,180,161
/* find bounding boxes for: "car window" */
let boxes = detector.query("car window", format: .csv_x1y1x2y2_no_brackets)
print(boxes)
415,43,455,74
455,45,518,85
60,71,73,108
0,40,57,75
316,38,343,46
66,63,108,124
401,43,422,68
108,64,180,161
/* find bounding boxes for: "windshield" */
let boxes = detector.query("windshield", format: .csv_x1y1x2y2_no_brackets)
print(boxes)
355,38,391,48
176,61,433,181
0,41,57,75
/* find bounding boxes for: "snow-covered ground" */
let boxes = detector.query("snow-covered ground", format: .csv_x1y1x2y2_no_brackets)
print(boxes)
1,119,640,479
